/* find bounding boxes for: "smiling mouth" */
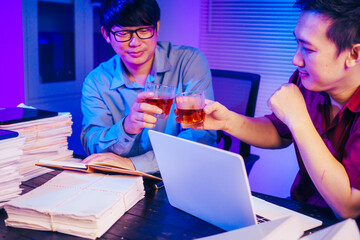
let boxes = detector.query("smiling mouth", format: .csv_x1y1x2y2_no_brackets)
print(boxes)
128,51,144,57
298,69,309,78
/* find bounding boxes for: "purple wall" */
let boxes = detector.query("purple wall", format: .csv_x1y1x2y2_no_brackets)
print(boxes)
0,0,24,108
157,0,201,48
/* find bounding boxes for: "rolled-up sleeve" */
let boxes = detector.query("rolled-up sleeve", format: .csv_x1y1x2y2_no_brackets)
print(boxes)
343,121,360,190
81,73,137,155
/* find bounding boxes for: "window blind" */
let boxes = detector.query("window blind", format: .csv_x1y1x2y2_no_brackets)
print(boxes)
200,0,300,116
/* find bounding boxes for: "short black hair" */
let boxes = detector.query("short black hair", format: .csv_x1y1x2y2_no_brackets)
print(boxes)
294,0,360,54
99,0,160,33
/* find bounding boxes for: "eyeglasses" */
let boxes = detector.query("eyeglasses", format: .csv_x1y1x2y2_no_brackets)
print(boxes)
110,26,156,42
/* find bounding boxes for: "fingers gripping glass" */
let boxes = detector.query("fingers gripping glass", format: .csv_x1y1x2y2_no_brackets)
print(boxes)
110,26,156,42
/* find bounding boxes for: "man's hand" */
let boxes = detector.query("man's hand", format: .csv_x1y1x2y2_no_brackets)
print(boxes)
175,99,232,131
267,83,310,130
123,91,163,135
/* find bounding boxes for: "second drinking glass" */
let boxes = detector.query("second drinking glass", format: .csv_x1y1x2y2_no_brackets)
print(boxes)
175,91,205,128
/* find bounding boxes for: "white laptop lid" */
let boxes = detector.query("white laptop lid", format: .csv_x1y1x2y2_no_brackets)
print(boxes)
148,130,257,231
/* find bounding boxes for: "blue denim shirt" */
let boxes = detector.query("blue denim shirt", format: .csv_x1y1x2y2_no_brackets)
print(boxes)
81,41,217,173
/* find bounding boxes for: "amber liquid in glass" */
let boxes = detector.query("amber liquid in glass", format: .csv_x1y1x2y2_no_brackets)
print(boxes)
145,98,174,118
177,108,205,128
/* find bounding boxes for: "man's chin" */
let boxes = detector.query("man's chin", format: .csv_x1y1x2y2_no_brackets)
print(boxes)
301,78,320,92
124,58,147,66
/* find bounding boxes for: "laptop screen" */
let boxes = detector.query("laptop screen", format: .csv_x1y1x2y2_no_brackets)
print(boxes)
149,130,257,231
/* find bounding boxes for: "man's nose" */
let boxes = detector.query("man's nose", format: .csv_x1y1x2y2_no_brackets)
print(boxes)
292,47,304,67
129,33,141,47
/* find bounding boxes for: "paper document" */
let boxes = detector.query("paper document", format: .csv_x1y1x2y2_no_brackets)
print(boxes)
198,215,304,240
300,219,360,240
5,171,145,239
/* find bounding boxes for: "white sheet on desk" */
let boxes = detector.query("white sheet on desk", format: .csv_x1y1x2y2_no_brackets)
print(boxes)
300,218,360,240
252,196,322,232
0,157,20,169
0,166,21,179
0,149,23,161
0,177,22,192
0,137,25,151
198,215,304,240
5,171,145,239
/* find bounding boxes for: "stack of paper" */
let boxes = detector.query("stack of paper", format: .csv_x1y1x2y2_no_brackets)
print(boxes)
4,171,145,239
0,134,25,208
0,112,74,181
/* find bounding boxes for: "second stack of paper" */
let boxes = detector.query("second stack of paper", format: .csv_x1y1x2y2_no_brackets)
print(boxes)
0,135,25,208
0,112,74,181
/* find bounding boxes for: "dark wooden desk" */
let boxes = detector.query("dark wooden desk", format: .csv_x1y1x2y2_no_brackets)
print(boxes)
0,171,341,240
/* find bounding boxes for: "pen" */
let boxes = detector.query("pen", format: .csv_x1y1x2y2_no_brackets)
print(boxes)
154,181,164,189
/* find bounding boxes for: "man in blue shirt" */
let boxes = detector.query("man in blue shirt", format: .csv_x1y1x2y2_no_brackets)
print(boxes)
81,0,216,173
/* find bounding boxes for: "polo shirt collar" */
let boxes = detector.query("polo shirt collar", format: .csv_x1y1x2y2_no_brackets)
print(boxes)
344,85,360,113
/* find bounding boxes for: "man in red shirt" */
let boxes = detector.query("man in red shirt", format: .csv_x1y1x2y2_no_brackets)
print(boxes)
198,0,360,219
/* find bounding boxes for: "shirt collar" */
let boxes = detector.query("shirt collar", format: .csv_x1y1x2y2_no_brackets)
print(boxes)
344,85,360,113
109,43,173,90
109,55,145,90
153,42,172,73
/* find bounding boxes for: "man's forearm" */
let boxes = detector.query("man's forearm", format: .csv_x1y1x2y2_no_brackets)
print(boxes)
224,114,290,149
290,119,360,219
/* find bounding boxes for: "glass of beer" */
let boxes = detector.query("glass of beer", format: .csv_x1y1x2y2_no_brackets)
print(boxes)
144,82,176,119
175,91,205,128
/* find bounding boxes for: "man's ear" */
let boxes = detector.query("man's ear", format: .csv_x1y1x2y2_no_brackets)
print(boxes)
156,21,160,36
101,26,111,44
346,44,360,67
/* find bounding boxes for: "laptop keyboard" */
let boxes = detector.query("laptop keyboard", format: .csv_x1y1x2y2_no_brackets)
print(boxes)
256,214,270,223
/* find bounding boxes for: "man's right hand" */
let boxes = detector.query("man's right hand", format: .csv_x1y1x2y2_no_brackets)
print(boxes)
194,99,232,131
123,91,163,135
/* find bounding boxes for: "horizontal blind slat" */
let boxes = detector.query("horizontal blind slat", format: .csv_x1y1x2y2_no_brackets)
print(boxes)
200,0,299,117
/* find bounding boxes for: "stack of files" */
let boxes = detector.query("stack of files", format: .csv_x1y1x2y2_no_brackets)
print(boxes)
4,171,145,239
0,107,74,181
0,130,25,208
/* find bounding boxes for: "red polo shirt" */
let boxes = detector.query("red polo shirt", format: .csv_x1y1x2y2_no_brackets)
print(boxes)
266,70,360,207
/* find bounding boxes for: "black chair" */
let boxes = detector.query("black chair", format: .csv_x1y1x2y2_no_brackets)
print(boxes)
211,69,260,175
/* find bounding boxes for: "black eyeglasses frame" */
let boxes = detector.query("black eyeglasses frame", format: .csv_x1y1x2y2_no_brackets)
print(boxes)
109,26,156,42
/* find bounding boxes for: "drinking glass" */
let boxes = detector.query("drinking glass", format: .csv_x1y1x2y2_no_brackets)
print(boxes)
144,82,176,119
175,91,205,128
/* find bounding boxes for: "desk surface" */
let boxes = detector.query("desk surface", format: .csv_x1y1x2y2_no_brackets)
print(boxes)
0,171,341,240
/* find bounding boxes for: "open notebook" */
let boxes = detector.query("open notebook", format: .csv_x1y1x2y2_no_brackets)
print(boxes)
148,130,322,233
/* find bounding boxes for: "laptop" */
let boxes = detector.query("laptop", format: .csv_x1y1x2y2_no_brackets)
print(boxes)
148,130,322,232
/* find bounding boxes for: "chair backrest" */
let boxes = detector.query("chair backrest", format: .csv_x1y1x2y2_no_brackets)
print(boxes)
211,69,260,157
